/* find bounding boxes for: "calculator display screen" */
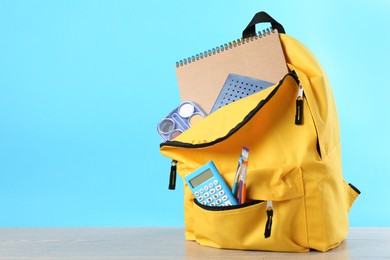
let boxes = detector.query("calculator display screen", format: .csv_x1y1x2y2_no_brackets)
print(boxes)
189,169,214,188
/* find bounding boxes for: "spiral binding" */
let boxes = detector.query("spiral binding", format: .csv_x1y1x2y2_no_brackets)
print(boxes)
176,28,275,68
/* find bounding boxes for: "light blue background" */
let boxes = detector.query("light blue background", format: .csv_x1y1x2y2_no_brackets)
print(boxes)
0,0,389,227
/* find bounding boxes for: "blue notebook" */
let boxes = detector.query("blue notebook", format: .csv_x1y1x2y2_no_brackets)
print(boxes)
210,73,274,113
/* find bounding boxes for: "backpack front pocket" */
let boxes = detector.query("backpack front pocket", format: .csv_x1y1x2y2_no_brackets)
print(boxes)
190,166,309,252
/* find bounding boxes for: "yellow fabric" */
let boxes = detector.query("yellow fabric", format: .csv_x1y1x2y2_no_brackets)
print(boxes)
160,33,359,252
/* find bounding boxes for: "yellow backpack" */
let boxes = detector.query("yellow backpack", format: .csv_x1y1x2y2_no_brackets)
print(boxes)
160,11,360,252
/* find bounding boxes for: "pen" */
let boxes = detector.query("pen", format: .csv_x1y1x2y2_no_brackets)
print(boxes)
232,159,242,197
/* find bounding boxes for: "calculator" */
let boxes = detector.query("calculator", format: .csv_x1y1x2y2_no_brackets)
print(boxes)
184,161,238,207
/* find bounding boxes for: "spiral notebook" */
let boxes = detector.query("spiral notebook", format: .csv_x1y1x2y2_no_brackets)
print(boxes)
175,29,288,114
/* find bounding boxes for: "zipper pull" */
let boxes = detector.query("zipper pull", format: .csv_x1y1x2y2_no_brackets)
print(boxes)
264,200,273,238
168,160,177,190
295,84,304,125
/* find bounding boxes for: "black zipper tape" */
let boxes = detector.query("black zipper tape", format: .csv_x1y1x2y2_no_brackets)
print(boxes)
160,71,300,149
194,199,263,211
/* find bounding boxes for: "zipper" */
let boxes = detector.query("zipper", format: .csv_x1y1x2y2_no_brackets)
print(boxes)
168,160,177,190
195,198,274,239
264,200,273,238
194,199,263,211
160,71,301,150
295,83,304,125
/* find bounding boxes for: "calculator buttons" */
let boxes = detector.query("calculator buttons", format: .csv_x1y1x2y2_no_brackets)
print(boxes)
185,161,238,207
196,190,236,207
195,185,237,207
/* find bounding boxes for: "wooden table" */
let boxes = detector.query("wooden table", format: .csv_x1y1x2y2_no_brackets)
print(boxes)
0,227,389,259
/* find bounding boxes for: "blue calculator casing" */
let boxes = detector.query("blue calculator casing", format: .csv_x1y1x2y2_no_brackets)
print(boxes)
184,161,238,207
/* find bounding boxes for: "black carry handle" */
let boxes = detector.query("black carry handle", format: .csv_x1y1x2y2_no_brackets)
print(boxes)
242,11,285,38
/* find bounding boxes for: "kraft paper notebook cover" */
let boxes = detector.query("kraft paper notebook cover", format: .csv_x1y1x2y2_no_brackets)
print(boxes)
175,29,288,114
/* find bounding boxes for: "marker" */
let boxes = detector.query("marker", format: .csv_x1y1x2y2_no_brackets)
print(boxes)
239,160,248,204
237,147,249,204
232,147,249,199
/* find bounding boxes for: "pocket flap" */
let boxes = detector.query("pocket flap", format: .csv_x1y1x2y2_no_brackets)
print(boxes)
171,83,277,145
161,73,299,147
